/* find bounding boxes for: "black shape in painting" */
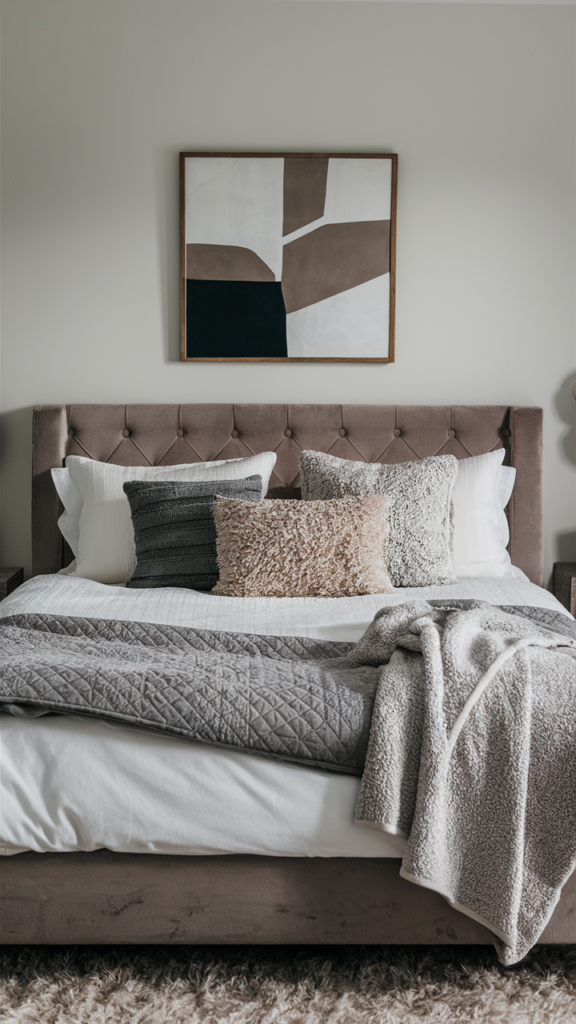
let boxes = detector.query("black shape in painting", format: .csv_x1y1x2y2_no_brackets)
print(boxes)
186,280,288,358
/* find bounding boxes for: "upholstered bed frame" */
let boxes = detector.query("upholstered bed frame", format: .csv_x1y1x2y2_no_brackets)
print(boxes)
32,403,543,580
2,403,574,946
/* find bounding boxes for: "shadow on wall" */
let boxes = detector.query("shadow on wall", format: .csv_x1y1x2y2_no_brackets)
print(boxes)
0,408,34,577
155,144,181,364
555,370,576,467
555,530,576,563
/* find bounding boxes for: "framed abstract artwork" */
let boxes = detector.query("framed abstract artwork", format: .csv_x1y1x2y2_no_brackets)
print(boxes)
180,152,397,362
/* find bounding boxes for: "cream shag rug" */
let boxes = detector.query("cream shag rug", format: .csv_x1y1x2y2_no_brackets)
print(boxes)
2,944,575,1024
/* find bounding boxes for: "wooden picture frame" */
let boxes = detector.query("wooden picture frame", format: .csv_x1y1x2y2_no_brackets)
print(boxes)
180,153,397,362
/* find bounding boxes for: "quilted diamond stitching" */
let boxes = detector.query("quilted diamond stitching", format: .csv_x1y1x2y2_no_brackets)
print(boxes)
0,615,368,770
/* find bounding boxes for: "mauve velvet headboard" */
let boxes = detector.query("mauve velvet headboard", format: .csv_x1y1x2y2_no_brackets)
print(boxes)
32,404,543,584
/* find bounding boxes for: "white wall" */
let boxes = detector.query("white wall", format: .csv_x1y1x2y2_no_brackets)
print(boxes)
1,0,575,581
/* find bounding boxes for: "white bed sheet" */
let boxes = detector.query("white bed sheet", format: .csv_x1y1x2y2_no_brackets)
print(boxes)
2,569,567,641
1,573,569,859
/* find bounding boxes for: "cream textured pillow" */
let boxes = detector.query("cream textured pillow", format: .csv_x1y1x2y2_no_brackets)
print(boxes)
66,452,277,585
299,451,458,588
212,496,393,598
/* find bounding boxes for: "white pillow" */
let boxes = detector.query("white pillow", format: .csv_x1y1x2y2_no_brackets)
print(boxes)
496,465,516,549
63,453,277,584
51,467,83,558
452,449,517,578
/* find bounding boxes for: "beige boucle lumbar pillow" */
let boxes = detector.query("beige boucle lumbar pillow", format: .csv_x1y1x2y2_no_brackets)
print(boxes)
211,495,394,598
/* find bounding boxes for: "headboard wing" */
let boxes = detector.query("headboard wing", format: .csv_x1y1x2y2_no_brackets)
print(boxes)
32,403,543,584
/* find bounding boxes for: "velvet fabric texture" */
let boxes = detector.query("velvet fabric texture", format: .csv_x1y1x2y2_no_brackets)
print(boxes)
300,450,459,588
124,476,262,590
212,495,394,598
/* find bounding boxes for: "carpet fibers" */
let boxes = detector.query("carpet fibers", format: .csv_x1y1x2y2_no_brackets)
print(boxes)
1,944,575,1024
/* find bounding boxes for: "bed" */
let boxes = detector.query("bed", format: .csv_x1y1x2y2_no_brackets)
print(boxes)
0,402,574,948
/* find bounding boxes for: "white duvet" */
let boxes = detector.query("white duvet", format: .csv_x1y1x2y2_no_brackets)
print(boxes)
1,572,569,859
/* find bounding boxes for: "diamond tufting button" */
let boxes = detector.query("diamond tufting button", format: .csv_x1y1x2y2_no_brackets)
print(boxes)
448,429,456,439
177,429,184,437
284,428,292,438
339,428,346,437
393,428,401,437
68,428,75,438
502,428,511,437
123,429,130,438
231,429,239,438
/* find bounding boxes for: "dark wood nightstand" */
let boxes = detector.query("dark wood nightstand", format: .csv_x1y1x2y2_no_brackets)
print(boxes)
0,568,24,601
553,562,576,617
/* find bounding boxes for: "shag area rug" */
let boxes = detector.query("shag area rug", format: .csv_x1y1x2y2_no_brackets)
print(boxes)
1,944,575,1024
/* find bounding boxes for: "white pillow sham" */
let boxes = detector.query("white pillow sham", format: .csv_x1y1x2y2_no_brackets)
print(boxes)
496,465,516,549
452,449,516,578
51,467,83,558
59,453,277,585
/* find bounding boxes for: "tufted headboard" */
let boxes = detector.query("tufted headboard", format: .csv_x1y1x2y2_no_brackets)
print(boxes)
32,404,543,584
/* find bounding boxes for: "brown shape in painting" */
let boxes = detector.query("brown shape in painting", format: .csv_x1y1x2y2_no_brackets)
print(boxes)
186,244,275,281
281,220,390,314
282,158,329,237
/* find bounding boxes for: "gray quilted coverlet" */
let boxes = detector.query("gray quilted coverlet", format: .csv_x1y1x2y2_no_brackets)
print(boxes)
0,613,374,773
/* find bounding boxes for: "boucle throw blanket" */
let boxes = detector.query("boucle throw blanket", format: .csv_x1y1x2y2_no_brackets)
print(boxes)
350,600,576,965
0,602,574,964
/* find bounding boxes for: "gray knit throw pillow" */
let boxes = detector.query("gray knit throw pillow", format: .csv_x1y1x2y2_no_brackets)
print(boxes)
123,476,262,590
299,451,458,587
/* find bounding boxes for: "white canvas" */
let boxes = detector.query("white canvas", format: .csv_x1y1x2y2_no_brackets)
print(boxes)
286,275,390,358
323,158,392,224
185,156,284,279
